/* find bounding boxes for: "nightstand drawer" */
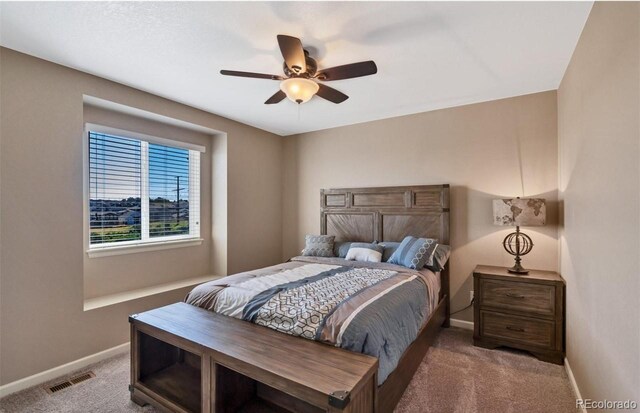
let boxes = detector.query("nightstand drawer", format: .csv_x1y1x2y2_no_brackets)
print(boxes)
480,279,555,316
481,311,554,348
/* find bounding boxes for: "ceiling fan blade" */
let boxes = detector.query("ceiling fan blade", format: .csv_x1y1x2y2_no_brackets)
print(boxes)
316,61,377,81
277,35,307,74
220,70,283,80
264,90,286,104
316,84,349,104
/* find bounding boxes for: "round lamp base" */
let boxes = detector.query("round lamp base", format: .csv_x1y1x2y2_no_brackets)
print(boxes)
503,227,533,275
507,263,529,275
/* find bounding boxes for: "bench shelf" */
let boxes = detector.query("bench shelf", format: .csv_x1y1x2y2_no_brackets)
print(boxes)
129,302,378,413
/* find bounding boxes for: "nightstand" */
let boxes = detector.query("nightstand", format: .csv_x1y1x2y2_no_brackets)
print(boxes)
473,265,565,364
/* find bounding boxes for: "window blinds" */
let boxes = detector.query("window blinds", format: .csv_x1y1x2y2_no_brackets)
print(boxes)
89,132,142,244
88,127,201,248
148,143,191,238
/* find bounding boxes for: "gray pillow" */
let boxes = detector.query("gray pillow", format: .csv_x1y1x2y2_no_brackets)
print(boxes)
378,241,401,262
388,236,438,269
333,242,355,258
301,234,335,257
425,244,451,272
345,243,384,262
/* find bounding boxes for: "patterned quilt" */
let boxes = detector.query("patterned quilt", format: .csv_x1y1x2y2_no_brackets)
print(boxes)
185,257,440,384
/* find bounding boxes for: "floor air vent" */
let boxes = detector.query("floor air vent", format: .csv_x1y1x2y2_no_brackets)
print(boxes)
45,381,72,394
69,372,95,384
45,371,95,394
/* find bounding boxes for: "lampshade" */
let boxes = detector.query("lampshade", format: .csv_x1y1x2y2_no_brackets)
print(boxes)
279,78,319,104
493,198,546,226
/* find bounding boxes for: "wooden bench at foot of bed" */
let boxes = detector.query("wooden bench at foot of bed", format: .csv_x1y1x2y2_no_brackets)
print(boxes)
129,302,379,413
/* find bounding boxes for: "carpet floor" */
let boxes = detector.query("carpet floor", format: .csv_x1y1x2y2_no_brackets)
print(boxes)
0,328,578,413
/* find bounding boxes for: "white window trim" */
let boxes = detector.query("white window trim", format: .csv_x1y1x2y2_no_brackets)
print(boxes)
83,123,204,258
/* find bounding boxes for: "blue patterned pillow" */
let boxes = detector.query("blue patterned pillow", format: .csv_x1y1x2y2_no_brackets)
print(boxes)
388,236,438,269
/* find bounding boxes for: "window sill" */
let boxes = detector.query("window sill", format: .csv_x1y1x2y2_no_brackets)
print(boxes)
87,238,204,258
83,274,220,311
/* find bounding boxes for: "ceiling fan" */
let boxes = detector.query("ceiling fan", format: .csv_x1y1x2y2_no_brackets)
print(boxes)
220,35,377,105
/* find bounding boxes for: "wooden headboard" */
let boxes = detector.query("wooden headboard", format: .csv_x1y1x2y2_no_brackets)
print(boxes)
320,184,450,320
320,185,450,244
320,184,450,319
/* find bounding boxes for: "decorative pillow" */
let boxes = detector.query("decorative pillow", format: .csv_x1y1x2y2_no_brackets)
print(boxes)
425,244,451,272
301,234,335,257
333,242,355,258
345,243,384,263
378,241,401,262
388,236,438,269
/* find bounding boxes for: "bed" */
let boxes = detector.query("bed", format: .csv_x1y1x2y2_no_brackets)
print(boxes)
184,256,441,386
130,184,450,413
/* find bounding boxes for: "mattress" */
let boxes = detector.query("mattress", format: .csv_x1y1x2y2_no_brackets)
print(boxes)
185,256,440,384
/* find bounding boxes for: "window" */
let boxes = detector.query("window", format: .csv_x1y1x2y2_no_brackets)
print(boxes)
86,124,203,255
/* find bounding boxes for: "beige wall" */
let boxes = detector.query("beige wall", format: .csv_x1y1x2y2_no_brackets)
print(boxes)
0,47,283,385
227,124,283,274
283,91,559,322
558,2,640,405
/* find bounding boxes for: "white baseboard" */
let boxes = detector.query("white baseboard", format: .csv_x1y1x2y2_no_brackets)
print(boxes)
450,318,474,330
565,357,585,413
0,342,129,398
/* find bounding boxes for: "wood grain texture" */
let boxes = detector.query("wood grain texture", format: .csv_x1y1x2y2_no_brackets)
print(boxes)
326,213,375,242
329,376,375,413
256,383,324,413
480,310,554,348
480,279,555,317
131,303,379,412
413,191,443,208
321,185,450,244
352,192,405,208
131,386,191,413
325,194,347,207
132,330,202,413
141,363,201,413
140,303,377,406
473,265,565,365
138,331,181,379
474,265,563,284
381,214,444,242
201,355,212,413
215,364,257,413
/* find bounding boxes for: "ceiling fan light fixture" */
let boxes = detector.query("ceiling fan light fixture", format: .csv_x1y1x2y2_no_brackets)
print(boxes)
279,77,319,104
221,35,376,105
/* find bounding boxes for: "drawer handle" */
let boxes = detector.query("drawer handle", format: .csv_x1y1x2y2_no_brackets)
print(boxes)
506,293,525,299
506,326,525,332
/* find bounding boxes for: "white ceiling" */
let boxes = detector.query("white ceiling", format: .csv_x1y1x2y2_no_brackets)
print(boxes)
0,2,592,136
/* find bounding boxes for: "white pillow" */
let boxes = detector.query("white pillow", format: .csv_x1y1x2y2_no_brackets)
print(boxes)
345,243,383,263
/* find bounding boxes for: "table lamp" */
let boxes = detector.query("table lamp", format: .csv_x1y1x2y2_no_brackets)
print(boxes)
493,197,546,274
